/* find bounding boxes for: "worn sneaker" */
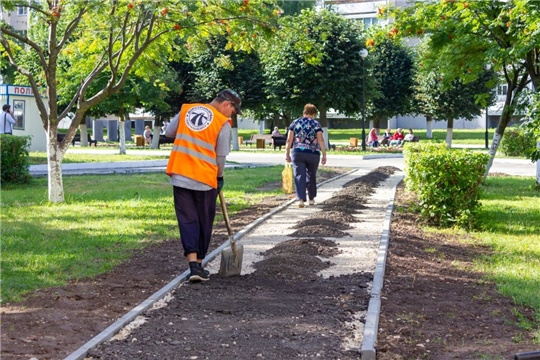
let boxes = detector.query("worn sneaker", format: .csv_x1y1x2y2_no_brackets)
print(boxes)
298,200,305,208
189,267,210,282
199,264,210,277
308,199,315,206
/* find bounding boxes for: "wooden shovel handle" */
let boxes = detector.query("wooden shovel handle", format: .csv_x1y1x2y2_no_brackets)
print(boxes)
218,191,233,238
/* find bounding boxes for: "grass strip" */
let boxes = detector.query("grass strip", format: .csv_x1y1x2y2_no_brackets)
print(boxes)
474,177,540,328
0,166,287,303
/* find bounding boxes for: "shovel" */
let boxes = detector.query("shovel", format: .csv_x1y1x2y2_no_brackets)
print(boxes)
218,191,244,277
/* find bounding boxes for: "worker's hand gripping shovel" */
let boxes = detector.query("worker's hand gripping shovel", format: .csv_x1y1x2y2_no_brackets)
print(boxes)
218,191,244,277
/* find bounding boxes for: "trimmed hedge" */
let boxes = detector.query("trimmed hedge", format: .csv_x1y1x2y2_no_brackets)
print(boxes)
499,127,537,157
403,142,489,228
1,135,32,185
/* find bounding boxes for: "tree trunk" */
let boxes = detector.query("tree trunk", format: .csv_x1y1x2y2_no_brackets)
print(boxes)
446,117,454,147
231,113,239,151
231,127,240,151
536,141,540,186
426,115,433,139
317,104,330,148
482,73,527,181
47,126,66,203
119,114,126,155
151,124,160,149
80,123,89,147
318,104,328,128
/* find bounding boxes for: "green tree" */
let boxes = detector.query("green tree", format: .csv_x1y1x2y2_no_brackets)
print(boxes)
414,66,497,147
365,35,415,129
263,8,378,146
146,60,195,146
1,0,279,202
187,35,268,150
389,0,539,180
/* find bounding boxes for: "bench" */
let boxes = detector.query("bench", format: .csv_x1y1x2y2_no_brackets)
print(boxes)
386,135,420,147
57,133,97,146
271,136,287,150
245,134,273,148
157,135,175,148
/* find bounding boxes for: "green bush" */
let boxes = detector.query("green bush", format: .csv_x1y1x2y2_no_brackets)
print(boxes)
499,127,537,157
403,142,489,228
1,135,32,185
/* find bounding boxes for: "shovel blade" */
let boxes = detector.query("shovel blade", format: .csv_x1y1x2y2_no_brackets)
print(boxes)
219,243,244,277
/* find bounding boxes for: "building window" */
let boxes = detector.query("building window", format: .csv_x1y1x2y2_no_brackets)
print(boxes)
362,17,378,28
497,85,507,96
17,6,28,15
13,100,25,130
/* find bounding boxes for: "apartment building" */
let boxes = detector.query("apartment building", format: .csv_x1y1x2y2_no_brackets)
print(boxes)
0,4,28,32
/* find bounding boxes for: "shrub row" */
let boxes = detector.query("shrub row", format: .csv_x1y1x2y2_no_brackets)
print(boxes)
403,142,489,228
1,135,32,185
499,127,537,157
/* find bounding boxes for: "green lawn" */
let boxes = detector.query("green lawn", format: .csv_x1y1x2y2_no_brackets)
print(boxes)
474,177,540,325
1,166,323,303
28,151,170,165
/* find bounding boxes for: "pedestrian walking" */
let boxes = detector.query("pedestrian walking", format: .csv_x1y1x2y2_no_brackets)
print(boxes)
285,103,327,208
165,89,241,282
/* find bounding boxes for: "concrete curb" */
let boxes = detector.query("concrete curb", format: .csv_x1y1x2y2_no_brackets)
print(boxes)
29,161,275,177
362,153,404,160
63,168,356,360
360,175,403,360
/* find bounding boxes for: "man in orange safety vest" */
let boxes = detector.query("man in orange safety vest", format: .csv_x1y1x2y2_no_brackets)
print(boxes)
165,89,242,282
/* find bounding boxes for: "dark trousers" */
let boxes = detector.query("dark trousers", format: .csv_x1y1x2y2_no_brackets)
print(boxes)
291,151,320,202
173,186,217,259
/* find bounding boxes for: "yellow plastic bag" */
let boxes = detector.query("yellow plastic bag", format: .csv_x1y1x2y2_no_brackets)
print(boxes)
282,163,293,194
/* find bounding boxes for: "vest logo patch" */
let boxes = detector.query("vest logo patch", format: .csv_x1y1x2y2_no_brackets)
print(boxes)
185,106,213,131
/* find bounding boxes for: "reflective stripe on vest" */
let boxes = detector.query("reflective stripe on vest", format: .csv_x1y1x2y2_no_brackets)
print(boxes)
166,104,229,188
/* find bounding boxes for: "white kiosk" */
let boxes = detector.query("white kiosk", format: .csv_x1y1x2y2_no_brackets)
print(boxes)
0,84,47,152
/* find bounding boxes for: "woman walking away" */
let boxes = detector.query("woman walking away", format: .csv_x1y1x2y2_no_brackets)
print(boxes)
285,104,327,208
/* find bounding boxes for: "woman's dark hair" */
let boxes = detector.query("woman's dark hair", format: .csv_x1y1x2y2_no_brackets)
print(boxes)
2,104,11,112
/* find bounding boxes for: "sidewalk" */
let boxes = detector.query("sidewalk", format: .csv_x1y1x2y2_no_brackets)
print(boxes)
30,152,537,177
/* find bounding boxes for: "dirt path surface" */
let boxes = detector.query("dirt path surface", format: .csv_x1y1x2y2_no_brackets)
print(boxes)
1,167,537,360
86,166,401,360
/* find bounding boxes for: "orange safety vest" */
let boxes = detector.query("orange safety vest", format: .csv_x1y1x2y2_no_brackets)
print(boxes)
166,103,230,188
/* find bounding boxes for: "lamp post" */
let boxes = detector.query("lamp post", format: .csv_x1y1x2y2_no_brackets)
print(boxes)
485,106,489,149
484,64,492,149
360,48,368,151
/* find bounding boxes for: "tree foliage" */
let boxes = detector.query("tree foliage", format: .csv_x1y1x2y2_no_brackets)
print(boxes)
415,66,497,123
0,0,281,202
386,0,539,174
364,36,415,127
262,8,377,128
188,35,268,118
